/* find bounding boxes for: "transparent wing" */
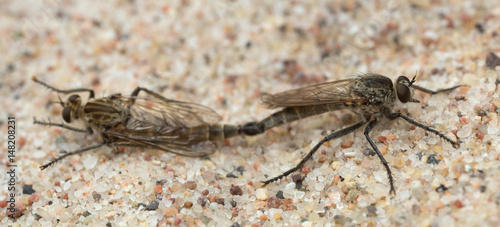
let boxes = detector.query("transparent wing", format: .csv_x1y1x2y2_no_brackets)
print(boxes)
261,78,366,108
122,96,222,128
103,96,221,156
105,126,216,157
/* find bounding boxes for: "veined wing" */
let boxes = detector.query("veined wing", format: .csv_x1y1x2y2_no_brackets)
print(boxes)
261,78,366,108
118,96,222,129
104,96,221,156
105,126,216,157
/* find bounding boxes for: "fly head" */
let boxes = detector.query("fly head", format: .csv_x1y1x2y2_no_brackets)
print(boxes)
62,94,83,123
395,75,419,103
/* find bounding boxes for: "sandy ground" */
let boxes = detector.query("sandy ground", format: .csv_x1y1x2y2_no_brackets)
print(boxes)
1,0,499,226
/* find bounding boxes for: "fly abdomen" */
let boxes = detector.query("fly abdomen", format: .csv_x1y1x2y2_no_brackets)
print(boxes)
207,124,240,141
238,104,343,136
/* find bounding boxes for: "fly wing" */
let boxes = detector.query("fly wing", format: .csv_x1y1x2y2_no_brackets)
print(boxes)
105,126,216,157
261,78,366,108
102,96,221,157
122,96,222,129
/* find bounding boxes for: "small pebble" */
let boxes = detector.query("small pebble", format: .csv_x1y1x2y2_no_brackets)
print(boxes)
487,125,499,135
154,184,163,194
341,141,354,148
185,181,197,190
145,200,159,210
394,157,405,168
433,145,443,153
318,155,327,163
301,165,310,174
104,211,117,218
83,155,98,169
22,185,35,195
266,197,282,209
276,191,285,199
256,188,269,201
82,211,91,217
192,204,203,213
216,198,225,205
486,52,500,69
207,194,217,203
164,207,177,216
457,125,472,138
377,136,387,143
170,182,182,192
230,185,243,196
431,178,441,189
386,134,396,140
309,212,320,223
270,209,282,220
92,192,101,201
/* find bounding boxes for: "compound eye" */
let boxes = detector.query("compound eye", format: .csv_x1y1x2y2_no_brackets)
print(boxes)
68,94,80,104
397,83,411,103
62,106,72,123
397,76,410,85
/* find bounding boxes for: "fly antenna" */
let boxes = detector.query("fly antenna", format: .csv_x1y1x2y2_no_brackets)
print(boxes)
57,95,65,106
410,71,417,86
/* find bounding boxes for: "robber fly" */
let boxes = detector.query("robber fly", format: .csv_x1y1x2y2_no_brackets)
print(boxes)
241,73,462,194
33,76,251,170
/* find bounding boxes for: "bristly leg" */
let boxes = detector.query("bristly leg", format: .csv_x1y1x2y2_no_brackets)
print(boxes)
129,87,174,103
33,117,93,134
32,76,95,99
363,119,396,194
40,143,105,170
385,111,460,148
412,84,464,95
261,121,365,186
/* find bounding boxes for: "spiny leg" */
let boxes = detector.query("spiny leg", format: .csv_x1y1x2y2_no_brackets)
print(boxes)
40,143,105,170
363,119,396,195
412,84,463,95
32,76,95,99
385,112,459,148
33,117,93,134
130,87,172,103
262,120,365,186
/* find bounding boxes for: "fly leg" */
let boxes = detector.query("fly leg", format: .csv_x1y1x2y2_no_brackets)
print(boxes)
385,111,460,148
129,87,173,103
32,76,95,99
33,117,93,134
262,120,365,186
40,143,105,170
363,119,396,194
412,84,463,95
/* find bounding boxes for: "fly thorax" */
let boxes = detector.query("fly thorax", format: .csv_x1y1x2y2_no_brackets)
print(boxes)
383,89,396,107
354,74,394,106
83,99,127,128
